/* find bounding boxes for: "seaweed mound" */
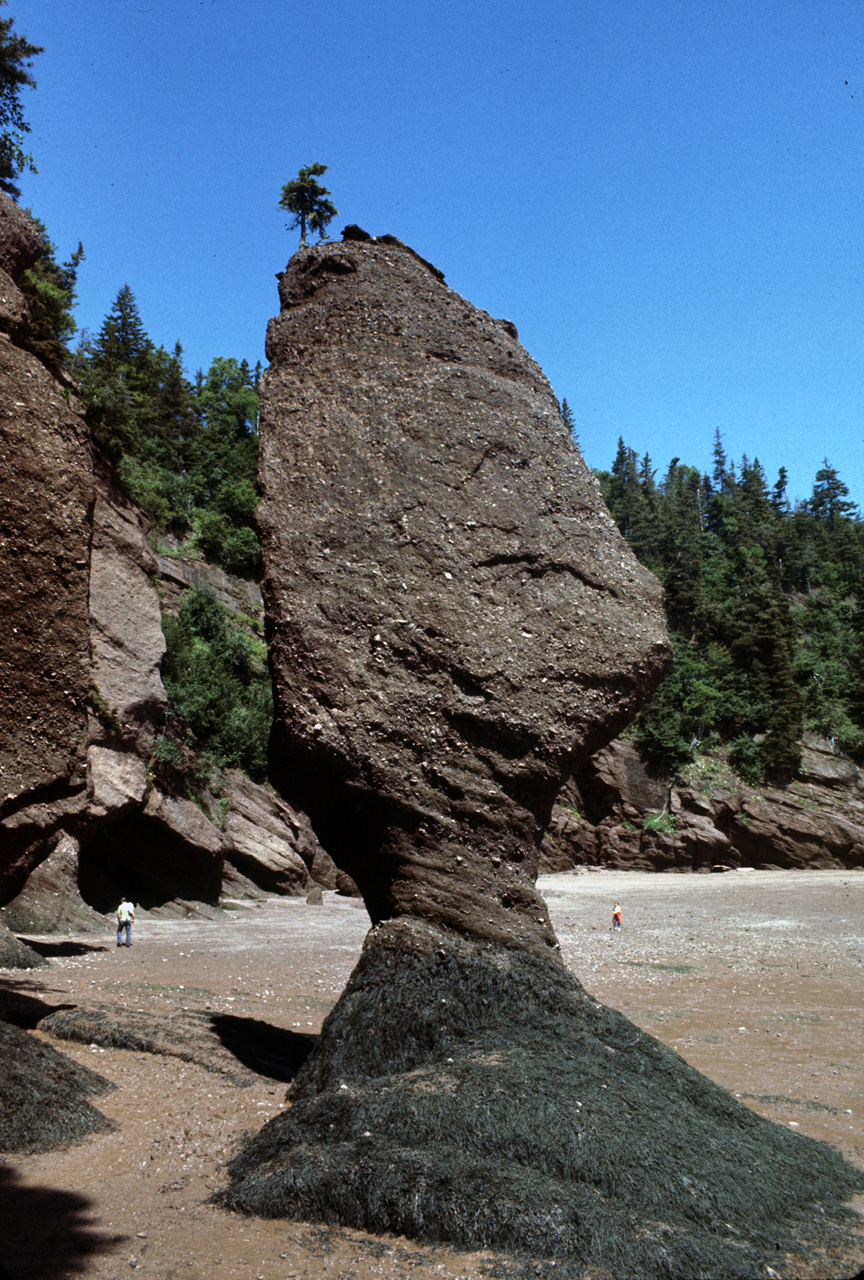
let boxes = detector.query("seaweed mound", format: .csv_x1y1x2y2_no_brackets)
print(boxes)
0,1021,113,1153
220,919,863,1278
41,1004,314,1086
0,922,46,970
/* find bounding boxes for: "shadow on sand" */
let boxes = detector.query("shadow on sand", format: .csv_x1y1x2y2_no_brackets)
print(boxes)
0,980,76,1031
0,1164,124,1280
16,940,109,959
209,1013,316,1083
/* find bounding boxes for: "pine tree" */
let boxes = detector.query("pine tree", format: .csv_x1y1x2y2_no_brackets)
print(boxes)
74,285,156,461
561,398,577,442
0,0,41,197
278,164,338,246
17,219,83,367
808,460,858,531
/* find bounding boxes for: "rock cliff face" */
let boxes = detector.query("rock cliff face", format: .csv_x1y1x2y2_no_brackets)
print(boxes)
542,733,864,872
0,192,94,889
0,196,332,940
259,234,671,955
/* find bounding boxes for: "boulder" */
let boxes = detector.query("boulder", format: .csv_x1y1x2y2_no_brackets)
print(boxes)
259,235,671,954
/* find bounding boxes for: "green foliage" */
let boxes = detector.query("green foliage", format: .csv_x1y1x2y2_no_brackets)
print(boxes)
160,587,272,783
278,163,338,246
17,220,84,366
607,435,864,783
0,1,40,197
87,683,122,736
642,810,675,834
560,398,577,443
72,289,262,577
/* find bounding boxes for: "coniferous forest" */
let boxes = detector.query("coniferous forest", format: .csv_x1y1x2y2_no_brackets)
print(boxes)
596,433,864,782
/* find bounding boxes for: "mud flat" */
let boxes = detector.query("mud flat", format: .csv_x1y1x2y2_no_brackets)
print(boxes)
1,869,862,1280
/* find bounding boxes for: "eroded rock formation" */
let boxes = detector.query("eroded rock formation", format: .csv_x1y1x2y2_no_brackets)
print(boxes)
542,733,864,872
0,193,94,873
224,234,864,1274
0,196,331,932
259,234,671,955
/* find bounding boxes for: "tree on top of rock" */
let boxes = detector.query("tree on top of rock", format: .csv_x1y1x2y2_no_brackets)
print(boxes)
278,163,338,246
0,0,42,198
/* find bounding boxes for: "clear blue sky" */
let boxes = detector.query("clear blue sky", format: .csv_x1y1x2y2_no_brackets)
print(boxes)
10,0,864,507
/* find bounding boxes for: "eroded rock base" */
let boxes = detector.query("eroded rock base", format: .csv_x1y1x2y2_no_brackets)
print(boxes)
221,918,863,1280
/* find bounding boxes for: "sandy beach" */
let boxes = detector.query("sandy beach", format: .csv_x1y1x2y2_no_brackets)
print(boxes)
1,868,862,1280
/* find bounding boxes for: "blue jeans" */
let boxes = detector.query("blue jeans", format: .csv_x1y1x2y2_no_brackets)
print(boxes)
117,921,131,946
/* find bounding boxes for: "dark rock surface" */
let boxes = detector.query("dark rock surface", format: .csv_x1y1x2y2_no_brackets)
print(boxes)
0,210,93,851
40,1004,315,1087
259,236,671,955
0,921,46,970
541,734,864,872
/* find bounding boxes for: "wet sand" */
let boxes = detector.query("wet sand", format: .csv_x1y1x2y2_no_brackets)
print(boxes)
1,868,862,1280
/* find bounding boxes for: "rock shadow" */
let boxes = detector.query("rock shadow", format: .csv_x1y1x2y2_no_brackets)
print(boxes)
0,1165,124,1280
0,980,75,1029
15,939,109,958
209,1013,316,1083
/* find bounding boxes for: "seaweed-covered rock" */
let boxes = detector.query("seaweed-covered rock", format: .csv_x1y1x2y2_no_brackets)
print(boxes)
0,1020,113,1153
41,1004,314,1087
221,918,864,1277
0,922,46,970
259,235,671,955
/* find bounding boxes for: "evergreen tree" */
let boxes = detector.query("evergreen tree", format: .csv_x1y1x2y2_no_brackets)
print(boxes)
0,1,40,197
278,163,338,246
808,459,858,531
612,438,863,782
73,284,157,461
17,219,83,366
561,398,577,442
771,466,789,515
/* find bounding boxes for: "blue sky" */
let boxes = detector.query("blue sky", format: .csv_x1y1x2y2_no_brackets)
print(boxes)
10,0,864,506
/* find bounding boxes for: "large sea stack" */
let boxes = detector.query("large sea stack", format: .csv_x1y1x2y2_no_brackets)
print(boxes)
257,234,670,954
218,234,862,1275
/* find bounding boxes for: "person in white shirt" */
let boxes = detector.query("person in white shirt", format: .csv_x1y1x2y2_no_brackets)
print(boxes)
116,897,135,947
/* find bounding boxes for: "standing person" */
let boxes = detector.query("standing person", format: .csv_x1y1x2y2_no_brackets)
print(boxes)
116,897,135,947
612,900,622,932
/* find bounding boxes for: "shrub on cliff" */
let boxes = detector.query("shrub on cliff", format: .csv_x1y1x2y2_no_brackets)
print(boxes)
159,586,271,784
